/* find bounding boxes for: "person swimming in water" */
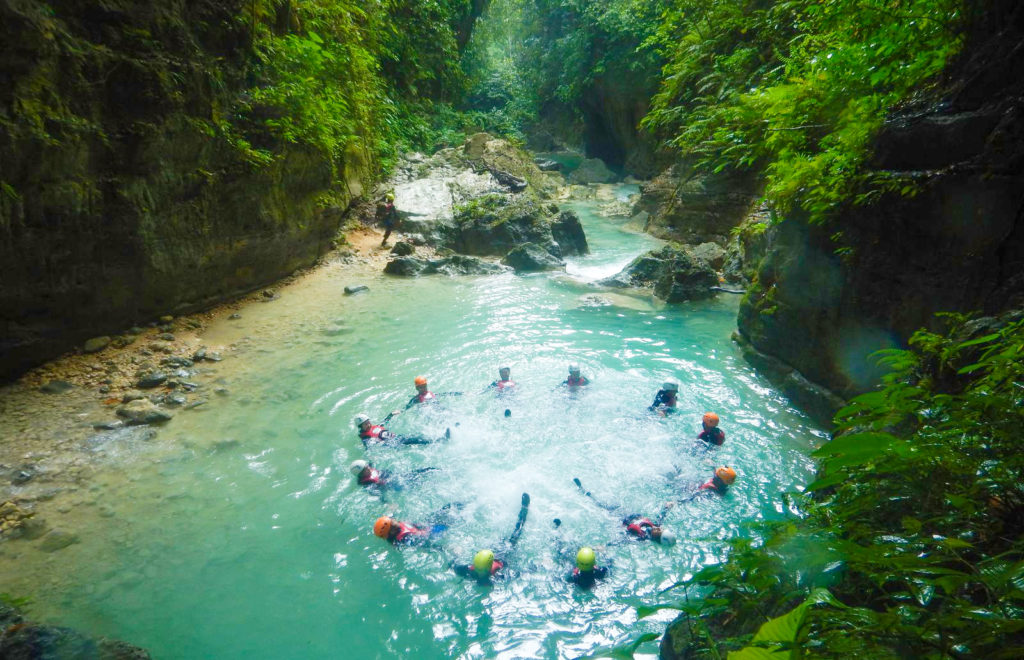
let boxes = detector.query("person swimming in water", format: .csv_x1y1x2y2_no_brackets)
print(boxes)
572,478,676,546
661,467,738,516
350,459,438,500
452,493,531,584
404,376,463,410
484,366,516,394
649,382,679,416
697,412,725,447
561,364,590,389
354,413,448,448
566,546,608,589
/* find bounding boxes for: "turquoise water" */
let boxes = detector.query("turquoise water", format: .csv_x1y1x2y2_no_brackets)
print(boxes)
8,188,823,658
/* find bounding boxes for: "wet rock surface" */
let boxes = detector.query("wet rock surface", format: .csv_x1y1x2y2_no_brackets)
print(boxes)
116,399,174,425
384,255,511,277
600,245,718,302
569,157,617,184
503,243,566,272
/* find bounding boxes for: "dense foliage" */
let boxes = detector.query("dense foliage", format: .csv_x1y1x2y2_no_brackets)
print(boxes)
231,0,486,171
647,313,1024,658
643,0,965,223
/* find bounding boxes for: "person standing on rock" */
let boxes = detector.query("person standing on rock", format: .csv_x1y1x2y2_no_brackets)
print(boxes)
354,413,448,448
649,381,679,416
379,192,399,247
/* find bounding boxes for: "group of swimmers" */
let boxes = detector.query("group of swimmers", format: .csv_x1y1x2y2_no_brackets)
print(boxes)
349,366,739,588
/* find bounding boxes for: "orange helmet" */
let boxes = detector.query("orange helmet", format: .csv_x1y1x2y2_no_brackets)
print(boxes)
373,516,394,539
414,376,428,386
715,467,737,485
703,412,720,428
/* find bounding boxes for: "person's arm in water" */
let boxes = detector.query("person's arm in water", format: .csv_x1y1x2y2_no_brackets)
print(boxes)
573,478,620,513
507,493,530,547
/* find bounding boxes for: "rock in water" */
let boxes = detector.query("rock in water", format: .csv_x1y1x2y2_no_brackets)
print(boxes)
551,211,589,256
135,370,167,388
384,257,430,277
426,256,510,276
116,399,173,425
343,285,369,295
83,336,111,353
389,241,415,256
569,158,617,184
503,243,566,272
39,380,74,394
600,245,718,302
534,158,561,171
39,529,80,552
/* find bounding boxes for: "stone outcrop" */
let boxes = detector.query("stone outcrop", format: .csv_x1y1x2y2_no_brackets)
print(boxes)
0,1,370,380
502,243,565,272
637,164,761,246
599,245,718,302
569,158,617,184
384,255,511,277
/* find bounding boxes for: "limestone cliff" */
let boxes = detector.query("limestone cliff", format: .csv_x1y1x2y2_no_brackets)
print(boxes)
0,0,370,380
734,6,1024,419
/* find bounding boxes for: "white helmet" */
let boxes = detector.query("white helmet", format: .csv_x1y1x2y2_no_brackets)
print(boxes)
658,529,676,546
662,382,679,392
353,413,370,426
568,364,580,373
349,459,369,475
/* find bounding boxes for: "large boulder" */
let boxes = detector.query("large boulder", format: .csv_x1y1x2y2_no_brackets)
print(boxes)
569,157,617,184
551,211,589,256
0,602,150,659
383,257,429,277
503,243,566,272
600,245,718,302
446,195,562,257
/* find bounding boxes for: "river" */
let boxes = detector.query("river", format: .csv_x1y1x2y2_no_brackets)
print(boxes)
0,185,822,659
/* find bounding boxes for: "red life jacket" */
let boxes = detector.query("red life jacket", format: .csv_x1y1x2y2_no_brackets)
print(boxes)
417,391,436,403
698,428,725,446
626,517,655,539
700,478,727,495
566,376,588,386
359,468,384,486
496,379,516,391
394,522,427,544
360,425,385,441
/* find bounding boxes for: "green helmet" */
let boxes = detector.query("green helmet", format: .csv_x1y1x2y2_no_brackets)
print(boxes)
576,546,596,571
473,549,495,577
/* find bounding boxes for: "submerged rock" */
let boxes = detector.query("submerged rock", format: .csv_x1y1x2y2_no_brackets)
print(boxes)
39,529,80,552
83,336,111,354
343,284,369,295
116,399,173,425
0,602,151,659
600,245,718,302
503,243,566,272
39,380,74,394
